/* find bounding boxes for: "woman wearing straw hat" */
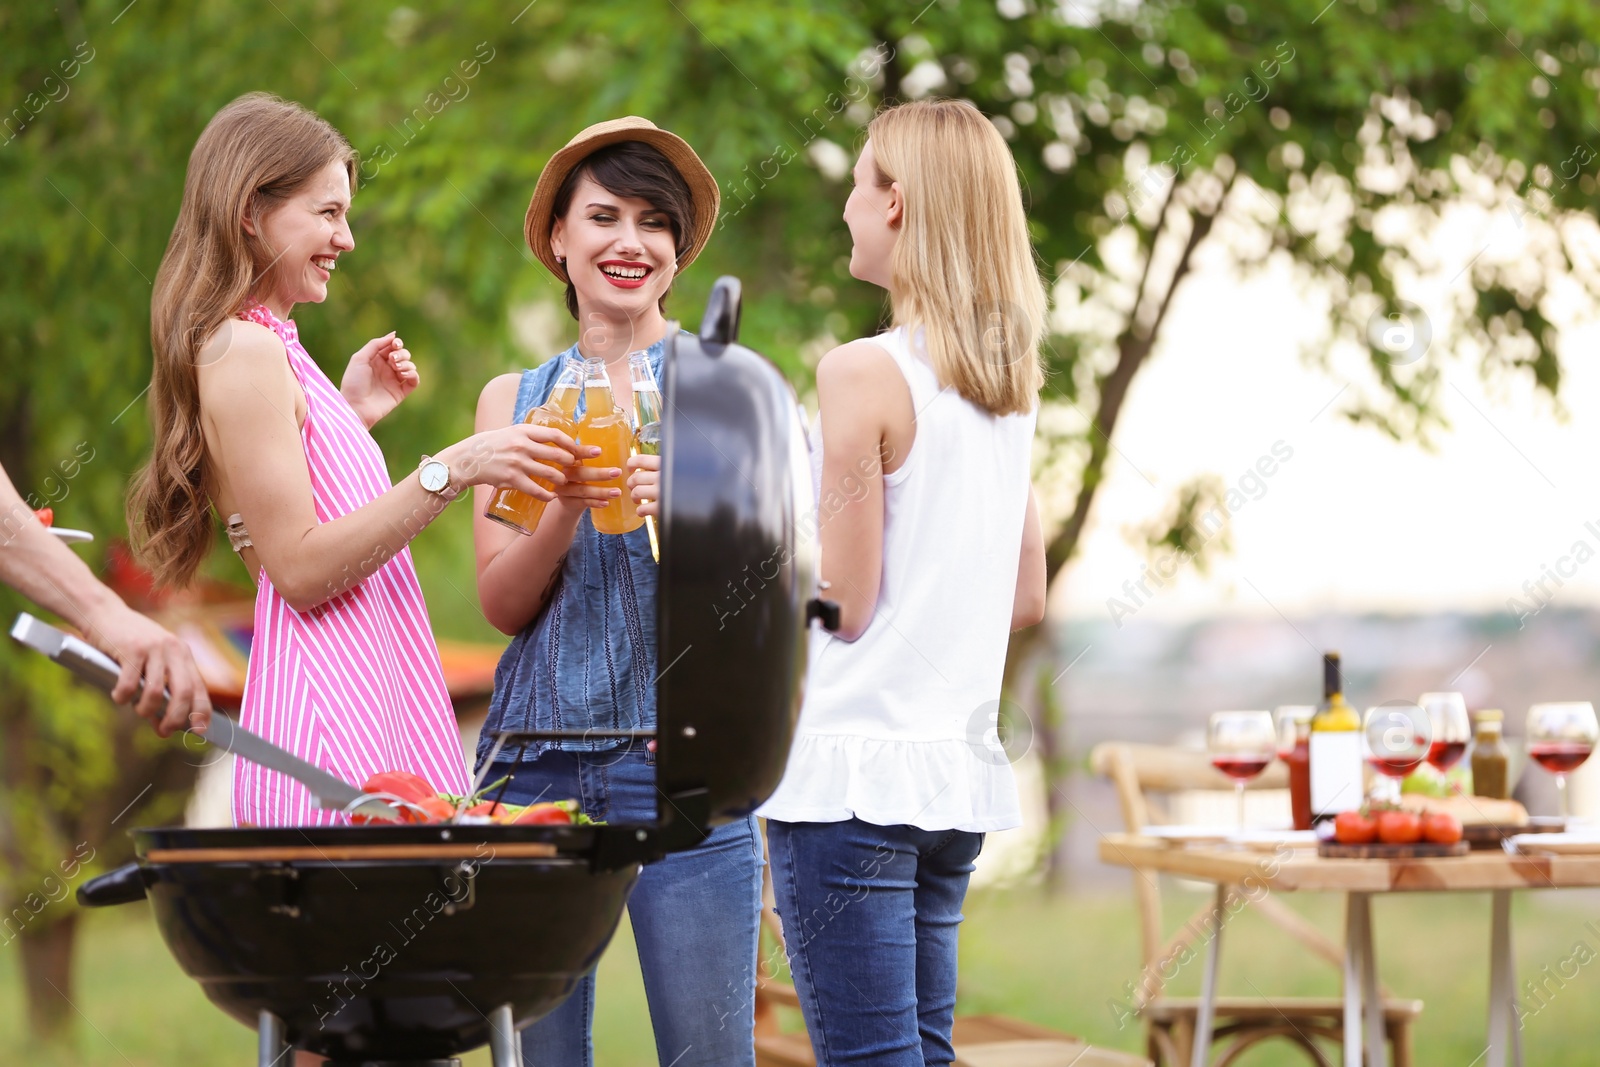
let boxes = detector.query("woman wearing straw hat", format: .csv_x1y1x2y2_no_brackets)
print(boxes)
470,118,760,1067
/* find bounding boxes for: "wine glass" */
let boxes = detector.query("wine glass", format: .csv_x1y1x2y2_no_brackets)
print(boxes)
1208,711,1277,831
1526,702,1600,822
1363,703,1429,804
1275,706,1315,759
1419,691,1471,782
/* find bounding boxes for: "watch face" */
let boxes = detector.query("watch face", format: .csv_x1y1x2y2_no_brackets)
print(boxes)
420,462,448,493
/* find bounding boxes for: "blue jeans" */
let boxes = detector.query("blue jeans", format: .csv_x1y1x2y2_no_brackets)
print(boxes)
767,819,984,1067
486,749,762,1067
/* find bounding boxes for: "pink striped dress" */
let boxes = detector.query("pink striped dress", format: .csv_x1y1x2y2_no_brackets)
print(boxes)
231,303,469,826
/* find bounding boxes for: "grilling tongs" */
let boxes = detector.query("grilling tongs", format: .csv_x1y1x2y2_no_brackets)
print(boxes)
9,612,400,822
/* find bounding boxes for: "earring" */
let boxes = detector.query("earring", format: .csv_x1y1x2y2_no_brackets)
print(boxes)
555,254,565,264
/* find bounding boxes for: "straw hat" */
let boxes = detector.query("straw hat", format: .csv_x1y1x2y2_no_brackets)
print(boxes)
524,116,720,281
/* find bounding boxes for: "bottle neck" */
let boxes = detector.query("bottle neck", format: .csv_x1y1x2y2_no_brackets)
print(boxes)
574,310,669,367
627,355,659,386
1313,654,1358,729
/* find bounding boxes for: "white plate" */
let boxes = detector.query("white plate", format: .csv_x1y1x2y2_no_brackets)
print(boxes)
48,527,93,544
1227,829,1319,851
1508,831,1600,856
1139,824,1235,845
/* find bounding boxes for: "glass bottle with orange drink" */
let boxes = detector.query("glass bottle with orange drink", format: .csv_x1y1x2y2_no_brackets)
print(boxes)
483,357,583,535
577,357,645,536
627,350,663,561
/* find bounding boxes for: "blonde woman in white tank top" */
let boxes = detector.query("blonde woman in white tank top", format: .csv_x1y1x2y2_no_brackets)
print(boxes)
758,100,1048,1066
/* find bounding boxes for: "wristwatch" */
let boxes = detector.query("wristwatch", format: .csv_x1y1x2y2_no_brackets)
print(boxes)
418,455,454,499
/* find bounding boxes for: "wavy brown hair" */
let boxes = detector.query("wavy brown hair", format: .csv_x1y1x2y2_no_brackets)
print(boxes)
127,92,356,587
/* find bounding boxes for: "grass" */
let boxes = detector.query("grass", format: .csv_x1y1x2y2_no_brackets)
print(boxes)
957,884,1600,1065
4,884,1599,1065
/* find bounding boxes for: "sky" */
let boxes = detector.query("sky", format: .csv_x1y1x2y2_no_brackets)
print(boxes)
1052,199,1600,626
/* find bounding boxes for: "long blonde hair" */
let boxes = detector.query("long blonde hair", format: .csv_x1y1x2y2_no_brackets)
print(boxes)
128,92,356,587
868,99,1046,416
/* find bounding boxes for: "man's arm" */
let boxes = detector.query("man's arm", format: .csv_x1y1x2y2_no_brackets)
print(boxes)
0,463,211,736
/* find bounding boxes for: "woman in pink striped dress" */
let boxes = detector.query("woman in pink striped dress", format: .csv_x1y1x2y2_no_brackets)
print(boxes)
128,93,591,825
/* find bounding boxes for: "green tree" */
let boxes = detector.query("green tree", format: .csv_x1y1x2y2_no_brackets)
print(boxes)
876,0,1600,882
4,0,1599,1031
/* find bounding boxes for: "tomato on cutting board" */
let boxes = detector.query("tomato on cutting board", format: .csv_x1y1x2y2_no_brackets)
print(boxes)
1375,809,1423,845
1333,810,1378,845
1421,811,1463,845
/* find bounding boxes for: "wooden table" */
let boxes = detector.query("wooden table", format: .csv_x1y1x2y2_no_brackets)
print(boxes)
1098,833,1600,1067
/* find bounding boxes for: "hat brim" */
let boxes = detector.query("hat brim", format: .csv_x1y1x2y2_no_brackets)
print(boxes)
524,118,721,283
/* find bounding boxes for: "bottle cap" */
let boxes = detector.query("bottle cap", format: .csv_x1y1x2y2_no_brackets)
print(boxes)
1474,708,1504,721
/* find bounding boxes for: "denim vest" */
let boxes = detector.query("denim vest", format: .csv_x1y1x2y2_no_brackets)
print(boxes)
475,335,673,767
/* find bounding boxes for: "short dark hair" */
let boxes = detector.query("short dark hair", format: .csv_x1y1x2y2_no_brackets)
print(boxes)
551,140,696,320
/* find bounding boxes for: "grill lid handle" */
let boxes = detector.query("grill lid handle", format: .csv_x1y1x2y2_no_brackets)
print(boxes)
806,598,842,632
78,862,148,908
698,276,742,347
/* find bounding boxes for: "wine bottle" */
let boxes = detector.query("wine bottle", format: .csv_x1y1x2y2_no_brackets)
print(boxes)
1308,652,1363,823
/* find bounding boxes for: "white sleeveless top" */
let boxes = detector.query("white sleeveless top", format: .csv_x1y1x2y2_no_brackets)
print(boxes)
758,327,1037,833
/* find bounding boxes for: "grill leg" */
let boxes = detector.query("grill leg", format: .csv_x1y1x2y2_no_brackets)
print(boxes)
488,1003,523,1067
258,1010,289,1067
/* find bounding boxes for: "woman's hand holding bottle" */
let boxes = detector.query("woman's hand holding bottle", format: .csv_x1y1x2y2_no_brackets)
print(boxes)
437,424,591,501
550,458,624,509
627,454,660,517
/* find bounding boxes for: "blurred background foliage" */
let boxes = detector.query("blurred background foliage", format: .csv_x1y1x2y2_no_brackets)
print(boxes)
3,0,1600,1042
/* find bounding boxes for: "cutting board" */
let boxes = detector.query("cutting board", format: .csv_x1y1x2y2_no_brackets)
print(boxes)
1464,819,1563,850
1318,840,1470,859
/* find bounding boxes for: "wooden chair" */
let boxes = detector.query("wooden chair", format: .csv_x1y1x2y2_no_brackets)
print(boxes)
1088,742,1422,1067
753,826,1153,1067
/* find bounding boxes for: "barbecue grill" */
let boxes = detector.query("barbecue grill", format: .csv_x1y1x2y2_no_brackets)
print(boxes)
71,278,833,1067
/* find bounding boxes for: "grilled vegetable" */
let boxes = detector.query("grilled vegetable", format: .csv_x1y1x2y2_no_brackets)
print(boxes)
512,802,574,825
463,801,518,824
354,770,593,825
407,796,458,824
362,770,437,805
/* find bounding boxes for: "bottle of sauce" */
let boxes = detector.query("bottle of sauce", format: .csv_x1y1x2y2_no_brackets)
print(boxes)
1309,652,1363,824
483,357,584,535
1277,707,1314,831
1469,709,1510,800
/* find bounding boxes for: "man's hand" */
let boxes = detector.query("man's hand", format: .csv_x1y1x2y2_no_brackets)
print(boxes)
0,462,213,739
81,601,212,738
